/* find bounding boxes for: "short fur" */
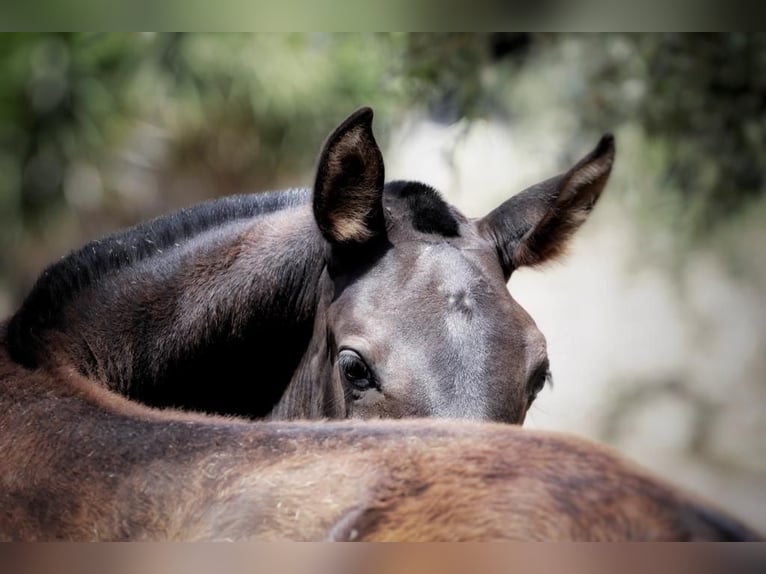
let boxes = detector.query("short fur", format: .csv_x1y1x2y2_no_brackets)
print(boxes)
4,109,756,542
0,328,760,541
7,108,614,425
8,189,308,368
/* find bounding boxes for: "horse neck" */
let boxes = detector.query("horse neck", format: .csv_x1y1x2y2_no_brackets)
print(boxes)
269,278,342,420
37,202,328,416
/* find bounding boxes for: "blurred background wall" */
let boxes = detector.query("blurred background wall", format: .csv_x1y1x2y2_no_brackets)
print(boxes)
1,33,764,530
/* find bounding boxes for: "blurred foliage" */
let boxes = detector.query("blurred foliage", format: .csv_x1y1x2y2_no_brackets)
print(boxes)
1,33,764,306
400,33,532,121
0,34,143,236
0,33,408,301
575,34,766,231
0,34,402,242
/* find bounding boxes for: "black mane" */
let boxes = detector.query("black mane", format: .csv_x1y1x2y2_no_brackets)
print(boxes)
8,188,310,366
8,182,460,368
385,181,461,238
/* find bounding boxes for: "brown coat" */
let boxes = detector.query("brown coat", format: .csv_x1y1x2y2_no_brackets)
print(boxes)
0,327,760,541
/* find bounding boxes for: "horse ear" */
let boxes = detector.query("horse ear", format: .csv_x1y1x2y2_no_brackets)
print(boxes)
479,134,615,278
313,107,385,245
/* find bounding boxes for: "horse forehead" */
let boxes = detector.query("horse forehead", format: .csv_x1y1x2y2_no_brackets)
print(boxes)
400,243,491,298
338,242,508,322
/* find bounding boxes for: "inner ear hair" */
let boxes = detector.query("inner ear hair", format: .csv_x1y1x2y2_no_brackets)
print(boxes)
324,128,379,242
480,134,615,276
515,134,615,268
313,108,385,245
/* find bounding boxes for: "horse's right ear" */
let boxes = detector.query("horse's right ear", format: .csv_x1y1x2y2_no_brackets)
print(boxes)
313,107,385,245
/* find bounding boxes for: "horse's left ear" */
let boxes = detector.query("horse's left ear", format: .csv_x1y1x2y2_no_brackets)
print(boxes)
313,107,385,245
479,134,615,278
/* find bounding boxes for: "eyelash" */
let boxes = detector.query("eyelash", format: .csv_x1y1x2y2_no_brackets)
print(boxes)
530,365,552,396
337,349,378,391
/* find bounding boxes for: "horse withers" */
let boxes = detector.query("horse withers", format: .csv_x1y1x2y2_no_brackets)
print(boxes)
7,108,614,423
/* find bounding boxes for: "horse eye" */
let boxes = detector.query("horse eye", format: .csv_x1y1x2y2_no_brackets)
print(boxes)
338,350,375,391
529,365,551,401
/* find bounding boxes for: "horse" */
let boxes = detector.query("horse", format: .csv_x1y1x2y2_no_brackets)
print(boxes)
0,332,760,541
6,107,615,423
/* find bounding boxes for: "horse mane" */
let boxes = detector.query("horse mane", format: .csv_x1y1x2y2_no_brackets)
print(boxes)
7,182,460,367
385,181,461,238
8,188,310,366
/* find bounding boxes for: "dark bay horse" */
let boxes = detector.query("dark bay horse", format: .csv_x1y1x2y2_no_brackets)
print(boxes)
0,335,760,541
2,108,760,541
7,107,615,423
